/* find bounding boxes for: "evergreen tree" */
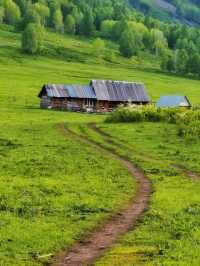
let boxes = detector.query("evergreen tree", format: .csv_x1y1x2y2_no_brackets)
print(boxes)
119,28,135,58
15,0,27,14
80,8,94,36
162,55,175,72
23,8,41,28
112,18,128,40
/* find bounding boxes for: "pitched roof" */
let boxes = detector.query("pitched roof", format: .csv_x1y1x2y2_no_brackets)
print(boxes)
91,80,149,102
39,84,96,99
156,95,191,108
39,80,150,102
64,85,96,99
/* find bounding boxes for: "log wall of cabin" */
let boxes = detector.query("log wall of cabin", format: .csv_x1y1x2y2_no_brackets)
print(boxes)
40,97,148,112
40,97,97,110
40,96,51,109
96,101,109,112
51,98,68,109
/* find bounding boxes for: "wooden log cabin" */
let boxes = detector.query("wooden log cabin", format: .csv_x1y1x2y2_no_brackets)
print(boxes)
38,80,150,112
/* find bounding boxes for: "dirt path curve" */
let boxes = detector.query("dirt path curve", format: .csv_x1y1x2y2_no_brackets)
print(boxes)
90,123,200,182
53,124,151,266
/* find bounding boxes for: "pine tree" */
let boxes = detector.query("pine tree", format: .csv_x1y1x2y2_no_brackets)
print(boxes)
80,8,94,36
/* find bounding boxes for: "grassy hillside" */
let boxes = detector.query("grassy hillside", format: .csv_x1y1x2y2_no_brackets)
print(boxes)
130,0,200,25
1,27,200,265
1,26,200,106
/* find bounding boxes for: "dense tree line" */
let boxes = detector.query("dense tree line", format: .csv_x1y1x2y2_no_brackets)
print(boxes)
130,0,200,25
1,0,200,77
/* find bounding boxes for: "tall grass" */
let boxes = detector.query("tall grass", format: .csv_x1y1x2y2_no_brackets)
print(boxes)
106,105,200,140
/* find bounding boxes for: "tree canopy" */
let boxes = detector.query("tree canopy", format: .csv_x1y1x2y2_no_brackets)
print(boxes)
0,0,200,77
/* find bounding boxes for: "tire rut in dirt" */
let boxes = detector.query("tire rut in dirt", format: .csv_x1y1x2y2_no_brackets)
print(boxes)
52,124,151,266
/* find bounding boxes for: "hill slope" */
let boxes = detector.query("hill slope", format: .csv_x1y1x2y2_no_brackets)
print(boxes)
130,0,200,25
1,26,200,104
1,27,200,265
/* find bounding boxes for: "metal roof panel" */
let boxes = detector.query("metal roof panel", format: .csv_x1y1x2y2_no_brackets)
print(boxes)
157,95,190,107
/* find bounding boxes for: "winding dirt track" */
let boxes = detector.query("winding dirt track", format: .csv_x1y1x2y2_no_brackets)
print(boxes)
53,124,151,266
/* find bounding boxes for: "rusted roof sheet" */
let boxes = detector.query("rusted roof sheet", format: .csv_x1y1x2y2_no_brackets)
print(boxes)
91,80,149,102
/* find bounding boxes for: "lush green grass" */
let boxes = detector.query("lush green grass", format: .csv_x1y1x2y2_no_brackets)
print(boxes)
0,115,137,266
1,26,200,106
91,122,200,265
0,28,138,265
1,26,200,265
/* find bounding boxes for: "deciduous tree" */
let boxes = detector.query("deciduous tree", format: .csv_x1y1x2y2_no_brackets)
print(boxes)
22,23,43,54
64,14,76,34
3,0,21,25
53,8,63,33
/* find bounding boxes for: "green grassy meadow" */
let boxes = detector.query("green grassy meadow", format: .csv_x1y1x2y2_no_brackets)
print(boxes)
73,122,200,266
1,26,200,265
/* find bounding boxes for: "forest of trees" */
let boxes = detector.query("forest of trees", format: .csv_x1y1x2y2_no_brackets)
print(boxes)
1,0,200,77
130,0,200,25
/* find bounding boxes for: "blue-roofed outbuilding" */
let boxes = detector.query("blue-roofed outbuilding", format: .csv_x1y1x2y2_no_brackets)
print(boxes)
156,95,191,108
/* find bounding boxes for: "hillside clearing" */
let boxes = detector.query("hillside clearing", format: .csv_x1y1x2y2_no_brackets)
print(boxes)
1,27,200,265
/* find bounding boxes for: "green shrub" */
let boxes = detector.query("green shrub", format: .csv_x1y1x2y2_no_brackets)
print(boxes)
106,105,200,141
143,105,163,122
106,105,145,123
106,105,175,123
178,120,200,140
176,110,200,140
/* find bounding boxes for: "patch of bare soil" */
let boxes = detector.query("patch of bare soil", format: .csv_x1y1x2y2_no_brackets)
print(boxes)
52,124,151,266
